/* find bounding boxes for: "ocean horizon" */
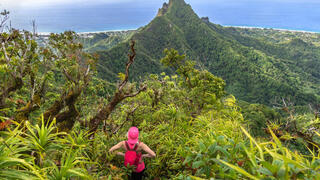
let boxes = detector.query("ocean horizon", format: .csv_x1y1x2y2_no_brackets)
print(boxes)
37,25,319,36
4,0,320,33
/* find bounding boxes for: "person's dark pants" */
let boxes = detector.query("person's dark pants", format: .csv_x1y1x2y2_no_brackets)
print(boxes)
129,169,145,180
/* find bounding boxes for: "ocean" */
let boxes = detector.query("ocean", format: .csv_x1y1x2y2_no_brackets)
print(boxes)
5,0,320,33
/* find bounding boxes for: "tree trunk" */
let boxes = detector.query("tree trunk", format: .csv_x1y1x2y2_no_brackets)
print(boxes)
0,77,23,109
43,88,81,125
89,91,125,134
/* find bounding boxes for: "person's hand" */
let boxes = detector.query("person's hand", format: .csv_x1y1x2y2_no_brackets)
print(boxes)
139,155,144,163
141,154,151,158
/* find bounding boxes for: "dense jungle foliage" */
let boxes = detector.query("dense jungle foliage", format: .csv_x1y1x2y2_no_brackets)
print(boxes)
91,0,320,107
1,28,320,179
1,1,320,179
80,30,135,52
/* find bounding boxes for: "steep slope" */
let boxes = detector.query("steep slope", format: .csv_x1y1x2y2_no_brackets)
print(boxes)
95,0,320,105
219,26,320,96
80,30,135,52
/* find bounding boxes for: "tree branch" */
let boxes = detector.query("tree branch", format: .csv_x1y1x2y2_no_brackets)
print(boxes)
62,68,77,84
89,40,147,135
124,85,147,98
112,105,139,135
85,64,90,78
0,77,23,108
119,40,136,91
43,87,82,123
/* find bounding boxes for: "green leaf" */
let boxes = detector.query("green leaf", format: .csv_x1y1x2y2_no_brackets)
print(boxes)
199,141,206,152
189,175,206,180
67,169,89,178
268,126,282,149
192,161,205,169
216,146,231,158
261,161,277,174
220,160,259,180
241,126,264,161
258,167,273,176
183,156,193,165
208,143,217,155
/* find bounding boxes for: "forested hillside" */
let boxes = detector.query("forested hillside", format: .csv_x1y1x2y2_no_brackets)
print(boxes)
80,30,135,52
92,0,320,106
1,29,320,179
226,27,320,45
1,0,320,179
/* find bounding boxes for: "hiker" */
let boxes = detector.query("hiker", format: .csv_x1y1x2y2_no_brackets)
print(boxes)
109,127,156,180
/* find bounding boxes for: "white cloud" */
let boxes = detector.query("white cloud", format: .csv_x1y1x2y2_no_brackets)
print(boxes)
2,0,318,9
0,0,137,8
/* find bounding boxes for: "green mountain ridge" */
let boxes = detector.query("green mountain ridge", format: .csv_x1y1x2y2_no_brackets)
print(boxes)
2,4,320,179
94,0,320,105
80,30,135,52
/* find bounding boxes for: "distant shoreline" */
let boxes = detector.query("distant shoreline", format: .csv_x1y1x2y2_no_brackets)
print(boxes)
77,29,137,35
225,25,320,34
38,29,137,36
38,26,320,35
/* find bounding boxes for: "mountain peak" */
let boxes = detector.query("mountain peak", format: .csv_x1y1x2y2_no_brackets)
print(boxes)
201,17,210,23
169,0,187,4
157,0,188,17
157,2,169,17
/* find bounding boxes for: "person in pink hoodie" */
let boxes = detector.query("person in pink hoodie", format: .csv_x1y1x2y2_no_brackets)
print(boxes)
109,127,156,180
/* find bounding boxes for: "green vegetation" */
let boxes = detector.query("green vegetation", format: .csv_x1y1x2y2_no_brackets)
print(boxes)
90,0,320,107
1,32,320,178
80,30,135,52
1,1,320,179
226,27,320,46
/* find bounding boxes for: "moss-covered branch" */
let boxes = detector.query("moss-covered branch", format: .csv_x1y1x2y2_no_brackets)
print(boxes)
89,40,147,134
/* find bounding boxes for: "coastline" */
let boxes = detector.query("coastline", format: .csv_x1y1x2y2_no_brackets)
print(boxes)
77,29,137,35
38,29,137,36
223,25,320,34
38,26,320,35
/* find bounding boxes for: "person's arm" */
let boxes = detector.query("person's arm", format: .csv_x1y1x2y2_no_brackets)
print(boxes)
140,142,156,158
109,141,124,153
116,152,125,156
141,154,154,158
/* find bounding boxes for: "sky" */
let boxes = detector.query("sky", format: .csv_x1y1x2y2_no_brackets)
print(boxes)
2,0,319,8
2,0,149,8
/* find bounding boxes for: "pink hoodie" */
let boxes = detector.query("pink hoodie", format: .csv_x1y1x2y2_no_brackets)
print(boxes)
127,142,145,172
127,127,145,172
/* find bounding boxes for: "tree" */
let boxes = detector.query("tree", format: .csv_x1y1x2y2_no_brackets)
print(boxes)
160,48,226,115
0,11,97,130
89,40,146,134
